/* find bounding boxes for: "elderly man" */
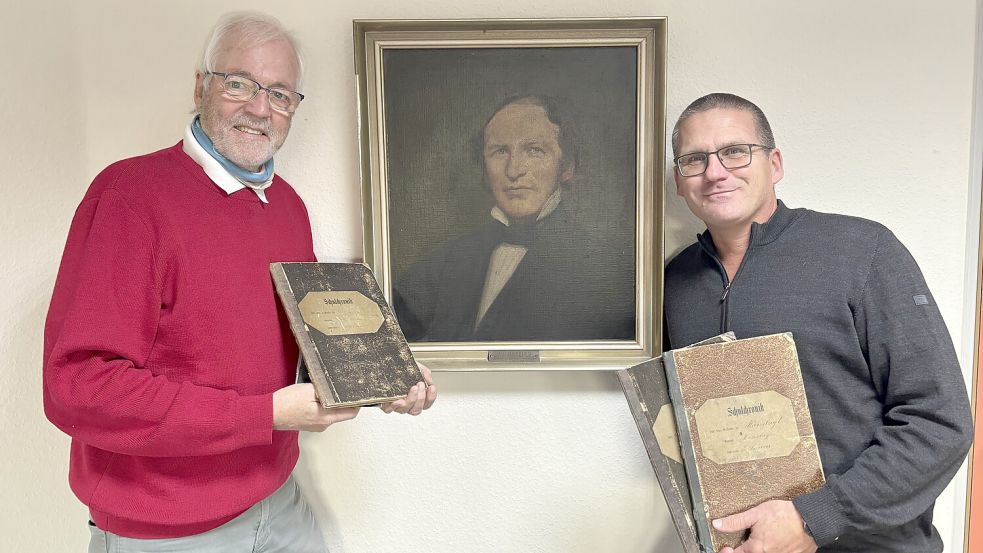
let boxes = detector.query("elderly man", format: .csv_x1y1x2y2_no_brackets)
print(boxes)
394,95,635,342
43,12,434,551
664,92,973,552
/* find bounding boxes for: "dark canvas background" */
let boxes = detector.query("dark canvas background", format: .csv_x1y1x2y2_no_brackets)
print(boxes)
382,46,639,280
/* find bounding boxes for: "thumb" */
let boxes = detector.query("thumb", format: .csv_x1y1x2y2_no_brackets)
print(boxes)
713,507,758,533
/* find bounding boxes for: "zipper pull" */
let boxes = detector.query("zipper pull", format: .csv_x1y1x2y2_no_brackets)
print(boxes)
721,283,731,303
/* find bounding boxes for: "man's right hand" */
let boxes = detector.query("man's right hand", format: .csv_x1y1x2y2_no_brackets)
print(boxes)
273,383,360,431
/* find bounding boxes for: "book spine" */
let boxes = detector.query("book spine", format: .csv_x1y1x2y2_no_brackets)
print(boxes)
270,263,340,407
664,351,714,552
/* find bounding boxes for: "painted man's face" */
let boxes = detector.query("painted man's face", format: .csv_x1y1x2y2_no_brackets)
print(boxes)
482,102,573,221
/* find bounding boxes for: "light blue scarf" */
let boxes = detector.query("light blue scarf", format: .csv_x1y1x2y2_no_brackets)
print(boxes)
191,116,273,187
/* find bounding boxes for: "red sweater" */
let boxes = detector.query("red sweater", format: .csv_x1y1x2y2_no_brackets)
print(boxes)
43,143,316,538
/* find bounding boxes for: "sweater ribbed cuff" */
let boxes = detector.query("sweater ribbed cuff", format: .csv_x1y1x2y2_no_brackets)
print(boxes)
234,393,274,449
792,486,849,547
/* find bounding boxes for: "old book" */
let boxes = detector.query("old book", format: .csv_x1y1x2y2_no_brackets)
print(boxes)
618,332,735,553
271,262,423,409
663,333,825,551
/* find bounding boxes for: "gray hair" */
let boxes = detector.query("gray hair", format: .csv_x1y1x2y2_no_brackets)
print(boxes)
671,93,775,157
198,11,304,91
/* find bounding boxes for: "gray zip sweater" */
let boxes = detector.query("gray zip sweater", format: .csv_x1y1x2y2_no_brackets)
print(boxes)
664,201,972,552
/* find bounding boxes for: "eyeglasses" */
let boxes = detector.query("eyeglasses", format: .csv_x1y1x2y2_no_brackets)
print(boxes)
674,144,773,177
207,72,305,114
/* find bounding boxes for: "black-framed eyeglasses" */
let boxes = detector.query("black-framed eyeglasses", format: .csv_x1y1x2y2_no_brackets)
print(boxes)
207,72,305,114
674,144,773,177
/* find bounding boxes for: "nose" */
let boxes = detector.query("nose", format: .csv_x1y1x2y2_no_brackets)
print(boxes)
703,153,729,181
505,153,526,181
244,89,272,118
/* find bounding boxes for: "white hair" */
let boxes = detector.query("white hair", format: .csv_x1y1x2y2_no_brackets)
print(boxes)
197,11,305,91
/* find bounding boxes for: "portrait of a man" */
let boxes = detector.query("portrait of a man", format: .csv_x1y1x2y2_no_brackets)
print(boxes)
363,42,646,347
392,93,635,342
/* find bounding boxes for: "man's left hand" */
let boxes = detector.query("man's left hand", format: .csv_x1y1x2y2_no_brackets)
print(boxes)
380,362,437,415
713,500,817,553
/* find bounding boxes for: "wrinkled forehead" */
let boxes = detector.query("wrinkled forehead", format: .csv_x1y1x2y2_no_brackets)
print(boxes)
213,35,300,87
484,103,560,144
677,108,759,151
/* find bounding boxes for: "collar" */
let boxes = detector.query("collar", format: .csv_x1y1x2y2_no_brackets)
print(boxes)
697,199,801,254
182,120,271,203
490,187,562,226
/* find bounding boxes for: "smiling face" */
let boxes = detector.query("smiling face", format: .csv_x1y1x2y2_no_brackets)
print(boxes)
194,36,299,171
482,102,574,221
673,107,784,233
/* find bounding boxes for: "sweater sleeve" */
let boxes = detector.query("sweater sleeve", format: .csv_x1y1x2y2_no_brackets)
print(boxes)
792,228,973,545
43,186,274,458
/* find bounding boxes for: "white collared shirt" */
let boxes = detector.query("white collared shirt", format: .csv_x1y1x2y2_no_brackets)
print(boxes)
475,189,562,329
182,123,270,203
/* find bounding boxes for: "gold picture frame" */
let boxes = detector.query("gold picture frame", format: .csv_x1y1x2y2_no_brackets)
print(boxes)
354,18,666,370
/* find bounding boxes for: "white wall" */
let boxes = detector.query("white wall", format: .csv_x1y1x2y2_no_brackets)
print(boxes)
0,1,978,551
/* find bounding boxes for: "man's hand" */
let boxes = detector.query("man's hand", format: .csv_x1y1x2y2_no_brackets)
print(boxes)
714,500,817,553
273,383,360,431
380,362,437,415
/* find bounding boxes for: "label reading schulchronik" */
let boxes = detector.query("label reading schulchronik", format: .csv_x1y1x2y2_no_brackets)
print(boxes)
694,390,800,465
298,291,384,336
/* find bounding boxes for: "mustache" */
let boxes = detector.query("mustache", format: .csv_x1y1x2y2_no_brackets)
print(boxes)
228,114,275,136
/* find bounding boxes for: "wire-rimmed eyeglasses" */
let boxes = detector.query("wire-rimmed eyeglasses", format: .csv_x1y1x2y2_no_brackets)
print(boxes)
674,144,773,177
207,72,305,114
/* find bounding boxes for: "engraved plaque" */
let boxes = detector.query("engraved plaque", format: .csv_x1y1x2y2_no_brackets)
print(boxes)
487,350,540,363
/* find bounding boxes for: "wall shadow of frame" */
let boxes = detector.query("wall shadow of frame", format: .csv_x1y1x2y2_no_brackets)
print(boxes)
354,18,666,371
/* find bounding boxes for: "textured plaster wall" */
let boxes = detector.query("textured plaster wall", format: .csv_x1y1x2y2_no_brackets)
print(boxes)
0,1,978,552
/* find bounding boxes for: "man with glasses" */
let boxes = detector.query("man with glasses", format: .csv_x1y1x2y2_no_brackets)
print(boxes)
43,12,434,552
664,93,971,552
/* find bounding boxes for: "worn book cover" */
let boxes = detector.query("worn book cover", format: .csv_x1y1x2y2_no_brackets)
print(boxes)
618,333,735,553
271,262,422,409
663,333,825,551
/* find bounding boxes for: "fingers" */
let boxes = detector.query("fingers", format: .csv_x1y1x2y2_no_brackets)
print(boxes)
713,507,757,534
423,383,437,410
380,379,437,415
417,361,433,386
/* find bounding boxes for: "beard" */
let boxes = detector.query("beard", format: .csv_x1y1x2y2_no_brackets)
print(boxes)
198,96,289,171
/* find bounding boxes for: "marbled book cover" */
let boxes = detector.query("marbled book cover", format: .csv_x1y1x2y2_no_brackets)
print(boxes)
271,262,421,409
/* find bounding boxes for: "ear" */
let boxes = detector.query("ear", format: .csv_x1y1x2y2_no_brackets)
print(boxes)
673,167,684,196
768,147,785,185
560,160,576,184
193,72,206,111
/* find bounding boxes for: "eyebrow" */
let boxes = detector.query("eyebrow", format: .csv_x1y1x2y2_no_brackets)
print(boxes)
222,70,295,90
680,141,751,155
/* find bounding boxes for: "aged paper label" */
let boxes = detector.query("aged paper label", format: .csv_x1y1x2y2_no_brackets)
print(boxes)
653,403,684,464
298,291,384,336
694,390,800,465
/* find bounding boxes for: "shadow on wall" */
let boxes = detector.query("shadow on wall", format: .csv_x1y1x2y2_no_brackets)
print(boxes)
663,166,707,262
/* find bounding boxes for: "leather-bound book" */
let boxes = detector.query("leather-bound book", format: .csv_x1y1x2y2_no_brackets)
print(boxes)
619,333,735,553
663,332,825,551
271,262,422,409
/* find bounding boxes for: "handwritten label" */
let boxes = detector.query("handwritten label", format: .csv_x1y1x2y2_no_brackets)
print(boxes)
694,390,800,465
298,291,384,336
653,403,684,464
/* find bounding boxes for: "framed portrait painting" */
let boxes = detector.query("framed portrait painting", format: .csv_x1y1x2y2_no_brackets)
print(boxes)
354,18,666,370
